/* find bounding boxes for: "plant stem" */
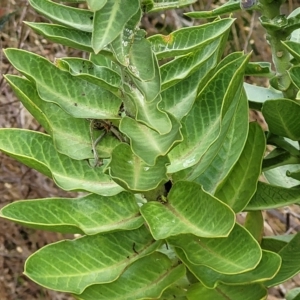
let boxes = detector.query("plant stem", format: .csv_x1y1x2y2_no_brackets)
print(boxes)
258,0,296,99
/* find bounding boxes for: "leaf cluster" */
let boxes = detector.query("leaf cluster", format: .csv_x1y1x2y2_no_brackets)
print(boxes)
1,0,300,299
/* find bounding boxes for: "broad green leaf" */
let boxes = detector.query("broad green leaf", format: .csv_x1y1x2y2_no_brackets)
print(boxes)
282,41,300,62
5,75,96,160
247,181,300,210
56,57,122,94
160,280,188,300
214,123,265,212
92,0,139,53
160,46,221,120
262,99,300,140
160,38,223,90
264,164,300,188
5,75,121,160
149,18,234,59
129,54,161,102
244,82,283,110
140,181,235,240
168,55,249,173
187,282,267,300
168,223,262,274
262,149,300,172
119,115,182,166
122,89,172,135
0,192,143,235
286,288,300,300
128,29,156,81
106,143,169,192
268,136,300,156
142,0,197,12
110,10,142,65
180,88,248,190
5,75,52,134
76,252,185,300
265,233,300,287
24,226,161,294
244,211,264,243
87,0,106,11
177,248,280,288
29,0,93,32
25,22,93,52
0,129,123,196
245,62,275,77
185,0,241,19
90,52,117,68
111,18,159,92
4,49,122,119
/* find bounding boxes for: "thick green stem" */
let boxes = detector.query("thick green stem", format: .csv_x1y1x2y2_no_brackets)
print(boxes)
258,0,296,99
267,32,294,98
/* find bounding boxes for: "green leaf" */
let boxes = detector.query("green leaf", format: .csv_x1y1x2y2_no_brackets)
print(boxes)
76,252,185,300
29,0,93,32
179,88,248,190
262,150,300,172
4,49,122,119
0,129,123,196
289,66,300,100
244,83,283,110
264,164,300,188
110,10,142,65
261,235,294,253
168,223,262,274
24,226,161,294
5,75,51,133
149,18,234,59
92,0,140,53
245,62,275,77
265,233,300,287
214,123,265,212
160,279,188,300
106,143,169,192
25,22,93,52
143,0,197,12
282,41,300,62
168,55,249,173
87,0,106,11
0,192,143,235
129,54,161,102
160,45,221,120
127,29,156,81
119,114,182,166
140,181,235,240
122,90,172,135
286,288,300,300
262,99,300,140
186,282,267,300
160,38,224,90
185,0,241,19
247,181,300,210
244,211,264,243
5,75,116,160
177,248,280,288
56,57,121,94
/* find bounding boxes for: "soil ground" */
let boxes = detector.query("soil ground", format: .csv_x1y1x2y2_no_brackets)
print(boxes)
0,1,300,299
